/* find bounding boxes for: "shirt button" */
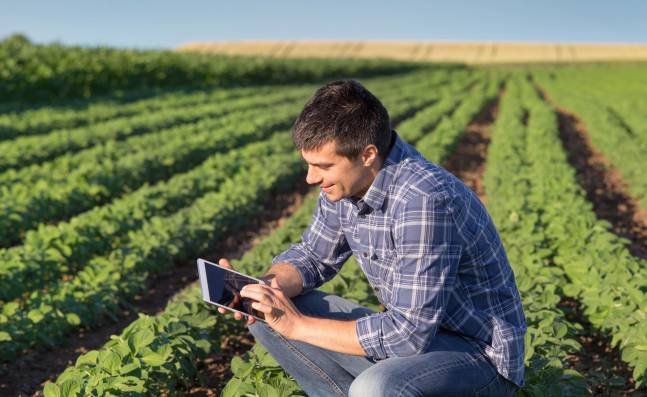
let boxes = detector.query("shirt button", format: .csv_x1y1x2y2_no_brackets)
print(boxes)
363,252,368,258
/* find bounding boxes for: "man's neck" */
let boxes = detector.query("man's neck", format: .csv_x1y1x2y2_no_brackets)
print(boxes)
352,156,385,199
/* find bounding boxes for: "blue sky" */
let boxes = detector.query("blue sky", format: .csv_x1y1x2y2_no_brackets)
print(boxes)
2,0,645,49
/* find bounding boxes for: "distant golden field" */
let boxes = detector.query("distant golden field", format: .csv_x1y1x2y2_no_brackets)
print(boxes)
177,40,647,63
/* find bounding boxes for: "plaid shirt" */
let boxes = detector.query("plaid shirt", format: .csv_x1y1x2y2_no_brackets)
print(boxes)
273,131,527,387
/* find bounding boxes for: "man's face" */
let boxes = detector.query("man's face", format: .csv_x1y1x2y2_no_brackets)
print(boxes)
301,140,378,202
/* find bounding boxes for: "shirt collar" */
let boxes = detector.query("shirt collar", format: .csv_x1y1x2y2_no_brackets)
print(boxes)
347,130,409,213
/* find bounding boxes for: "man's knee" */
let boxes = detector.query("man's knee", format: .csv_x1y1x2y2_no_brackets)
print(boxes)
349,366,393,397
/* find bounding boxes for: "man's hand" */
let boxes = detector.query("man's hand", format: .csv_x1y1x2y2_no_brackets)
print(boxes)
240,278,305,339
215,258,256,325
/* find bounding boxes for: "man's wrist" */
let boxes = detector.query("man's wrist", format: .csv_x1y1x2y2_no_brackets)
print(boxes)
291,314,313,342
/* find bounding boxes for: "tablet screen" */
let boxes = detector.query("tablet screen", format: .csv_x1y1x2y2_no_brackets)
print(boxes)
199,259,264,319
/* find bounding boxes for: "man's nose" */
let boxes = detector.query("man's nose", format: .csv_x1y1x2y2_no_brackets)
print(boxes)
306,166,322,185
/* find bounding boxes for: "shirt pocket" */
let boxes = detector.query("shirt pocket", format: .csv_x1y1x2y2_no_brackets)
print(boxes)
368,250,397,304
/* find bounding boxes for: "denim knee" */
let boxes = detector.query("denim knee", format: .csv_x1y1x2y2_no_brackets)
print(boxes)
348,366,393,397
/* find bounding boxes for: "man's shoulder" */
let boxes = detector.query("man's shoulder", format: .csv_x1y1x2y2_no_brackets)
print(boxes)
390,157,455,203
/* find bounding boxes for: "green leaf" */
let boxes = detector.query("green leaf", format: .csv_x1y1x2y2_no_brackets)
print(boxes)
118,361,141,375
230,355,254,377
553,322,567,338
0,331,11,342
113,376,145,393
141,345,170,367
258,350,279,368
222,378,255,397
43,383,60,397
257,383,281,397
27,309,44,323
75,350,99,366
59,379,81,397
65,313,81,326
97,350,122,373
128,329,155,353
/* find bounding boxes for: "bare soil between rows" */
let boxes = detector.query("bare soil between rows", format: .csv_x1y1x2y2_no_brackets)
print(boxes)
537,87,647,260
1,177,312,397
442,90,499,204
559,298,638,396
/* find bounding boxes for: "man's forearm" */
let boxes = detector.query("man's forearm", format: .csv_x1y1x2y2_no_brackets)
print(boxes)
259,262,367,356
262,262,303,298
294,316,367,356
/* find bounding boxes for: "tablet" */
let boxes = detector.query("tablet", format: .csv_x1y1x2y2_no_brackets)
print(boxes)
196,258,267,322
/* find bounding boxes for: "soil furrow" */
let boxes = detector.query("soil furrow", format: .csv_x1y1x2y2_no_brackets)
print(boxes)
535,85,647,260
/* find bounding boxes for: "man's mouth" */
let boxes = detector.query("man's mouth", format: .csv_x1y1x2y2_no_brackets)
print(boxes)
321,184,333,192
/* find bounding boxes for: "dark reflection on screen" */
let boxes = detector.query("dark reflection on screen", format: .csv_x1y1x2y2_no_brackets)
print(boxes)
205,263,260,316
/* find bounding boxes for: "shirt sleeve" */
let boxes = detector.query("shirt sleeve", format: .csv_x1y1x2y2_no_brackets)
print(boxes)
272,191,352,294
356,192,462,359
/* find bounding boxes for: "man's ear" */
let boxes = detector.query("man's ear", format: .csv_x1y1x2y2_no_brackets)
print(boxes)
362,145,379,167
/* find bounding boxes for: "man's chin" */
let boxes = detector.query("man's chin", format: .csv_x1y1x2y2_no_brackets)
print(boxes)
323,191,342,202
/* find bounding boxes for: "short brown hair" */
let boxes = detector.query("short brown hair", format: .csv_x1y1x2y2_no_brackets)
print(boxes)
292,79,392,160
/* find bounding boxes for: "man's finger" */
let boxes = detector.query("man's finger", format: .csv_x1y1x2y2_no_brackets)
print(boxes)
218,258,232,269
240,288,274,305
251,301,272,314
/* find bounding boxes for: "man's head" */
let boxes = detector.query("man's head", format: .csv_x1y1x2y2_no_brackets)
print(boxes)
292,79,392,201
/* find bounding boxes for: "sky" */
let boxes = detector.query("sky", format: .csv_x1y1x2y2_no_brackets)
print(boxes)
2,0,646,49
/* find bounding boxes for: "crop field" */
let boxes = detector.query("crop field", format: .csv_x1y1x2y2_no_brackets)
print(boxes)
0,38,646,396
177,41,647,64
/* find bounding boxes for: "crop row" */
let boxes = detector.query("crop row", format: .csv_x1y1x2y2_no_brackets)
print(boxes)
0,86,311,172
0,67,453,189
0,70,460,297
0,134,294,302
0,72,471,360
415,72,501,162
533,70,647,209
0,145,306,360
0,100,303,247
0,84,266,141
481,77,590,396
1,65,455,142
396,73,480,143
517,78,646,388
1,66,454,172
43,192,320,396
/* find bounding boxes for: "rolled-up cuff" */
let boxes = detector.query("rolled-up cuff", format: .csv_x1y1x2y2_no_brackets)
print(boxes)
356,313,388,360
272,251,320,294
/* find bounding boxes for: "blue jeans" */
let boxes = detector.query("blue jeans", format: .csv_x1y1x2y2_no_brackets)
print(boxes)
248,290,519,397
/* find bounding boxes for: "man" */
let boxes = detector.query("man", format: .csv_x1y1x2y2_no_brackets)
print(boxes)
218,79,526,396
